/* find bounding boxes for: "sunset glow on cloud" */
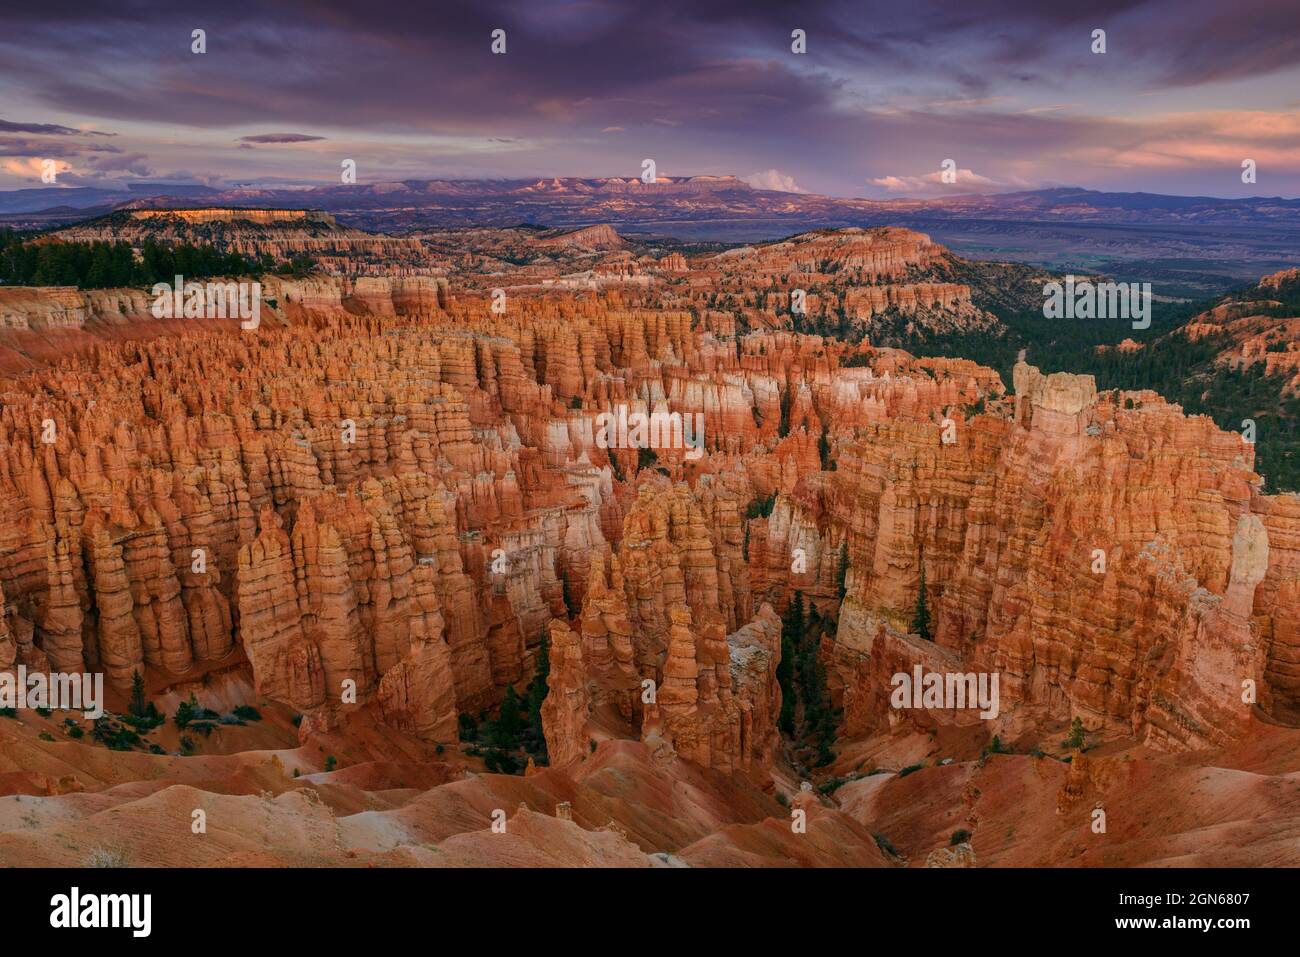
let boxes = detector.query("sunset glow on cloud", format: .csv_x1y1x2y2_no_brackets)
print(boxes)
0,0,1297,196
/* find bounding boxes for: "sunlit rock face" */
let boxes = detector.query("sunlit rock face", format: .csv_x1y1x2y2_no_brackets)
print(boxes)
824,361,1295,753
0,228,1293,784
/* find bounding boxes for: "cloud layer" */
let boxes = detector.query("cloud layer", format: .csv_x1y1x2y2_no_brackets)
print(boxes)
0,0,1297,196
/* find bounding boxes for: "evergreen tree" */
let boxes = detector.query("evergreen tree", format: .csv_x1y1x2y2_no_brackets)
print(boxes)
776,591,805,736
836,542,849,600
499,685,522,736
782,591,805,645
912,556,932,640
524,631,550,761
1064,716,1086,750
84,243,113,288
776,631,796,736
526,633,550,717
562,575,578,620
129,670,148,717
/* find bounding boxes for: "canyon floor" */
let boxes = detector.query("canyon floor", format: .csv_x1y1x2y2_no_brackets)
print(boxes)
4,682,1299,867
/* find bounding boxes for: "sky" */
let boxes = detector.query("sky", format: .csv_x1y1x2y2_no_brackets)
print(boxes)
1,0,1298,198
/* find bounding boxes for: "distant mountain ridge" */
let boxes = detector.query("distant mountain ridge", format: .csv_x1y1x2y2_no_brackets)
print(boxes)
5,178,1298,295
6,177,1297,223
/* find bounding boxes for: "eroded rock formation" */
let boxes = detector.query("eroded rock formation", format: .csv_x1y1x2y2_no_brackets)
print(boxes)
0,230,1293,788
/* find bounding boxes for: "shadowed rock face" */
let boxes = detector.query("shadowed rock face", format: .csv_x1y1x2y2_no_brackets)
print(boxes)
0,227,1296,867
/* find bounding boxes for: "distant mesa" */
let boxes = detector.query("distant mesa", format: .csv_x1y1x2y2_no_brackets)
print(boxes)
50,206,425,270
536,224,628,251
120,207,338,226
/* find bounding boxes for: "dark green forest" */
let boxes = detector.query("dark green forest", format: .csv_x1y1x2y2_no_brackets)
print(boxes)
0,229,272,288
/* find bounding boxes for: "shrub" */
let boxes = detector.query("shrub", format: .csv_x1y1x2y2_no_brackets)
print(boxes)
122,705,164,730
324,755,337,772
233,705,262,722
92,718,140,752
483,748,519,774
458,713,478,742
174,694,200,729
873,832,900,857
38,732,55,742
84,846,131,868
897,763,923,778
950,829,971,845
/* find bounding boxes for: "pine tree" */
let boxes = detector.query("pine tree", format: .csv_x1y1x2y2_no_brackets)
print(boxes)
1064,716,1086,750
526,633,550,716
836,542,849,600
129,670,148,717
524,631,551,761
562,575,578,620
782,591,805,645
912,557,932,641
777,592,805,736
778,386,792,438
776,633,795,736
84,243,112,289
488,685,524,750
